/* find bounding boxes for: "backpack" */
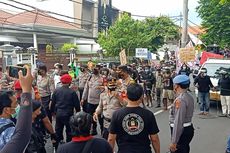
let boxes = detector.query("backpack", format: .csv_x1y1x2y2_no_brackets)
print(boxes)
0,123,14,135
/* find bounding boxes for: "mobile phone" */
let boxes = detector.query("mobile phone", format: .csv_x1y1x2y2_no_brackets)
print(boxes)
9,66,27,78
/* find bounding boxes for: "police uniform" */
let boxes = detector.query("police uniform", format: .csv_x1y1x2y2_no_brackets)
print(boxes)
169,75,194,153
95,92,123,139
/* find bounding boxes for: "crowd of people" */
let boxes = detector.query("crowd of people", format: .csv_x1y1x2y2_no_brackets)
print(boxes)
0,56,229,153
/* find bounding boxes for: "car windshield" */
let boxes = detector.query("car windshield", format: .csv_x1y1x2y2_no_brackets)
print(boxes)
203,63,230,77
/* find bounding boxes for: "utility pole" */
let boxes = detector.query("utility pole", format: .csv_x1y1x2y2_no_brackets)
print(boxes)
181,0,189,48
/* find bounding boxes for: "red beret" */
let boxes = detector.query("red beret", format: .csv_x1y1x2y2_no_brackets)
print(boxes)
60,74,72,84
14,80,22,90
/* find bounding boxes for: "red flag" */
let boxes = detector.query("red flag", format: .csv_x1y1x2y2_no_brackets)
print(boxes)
200,51,224,65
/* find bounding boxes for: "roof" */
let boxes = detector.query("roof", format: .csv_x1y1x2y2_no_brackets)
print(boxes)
4,10,81,30
1,9,82,30
0,10,13,24
187,26,205,35
0,10,13,18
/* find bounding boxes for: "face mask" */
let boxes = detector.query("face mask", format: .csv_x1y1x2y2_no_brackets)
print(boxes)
80,68,84,72
145,69,149,72
118,73,124,79
93,69,99,75
11,105,20,119
54,69,59,74
108,86,116,91
37,70,41,75
183,66,186,70
203,73,207,76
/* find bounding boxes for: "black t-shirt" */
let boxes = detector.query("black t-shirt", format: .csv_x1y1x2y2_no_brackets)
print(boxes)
218,77,230,96
109,107,159,153
163,78,173,90
194,75,214,92
57,137,113,153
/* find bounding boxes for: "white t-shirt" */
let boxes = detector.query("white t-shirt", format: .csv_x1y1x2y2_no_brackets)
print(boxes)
54,75,61,89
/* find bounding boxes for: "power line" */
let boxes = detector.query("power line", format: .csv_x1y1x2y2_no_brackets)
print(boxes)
188,19,201,27
6,0,99,25
0,1,99,29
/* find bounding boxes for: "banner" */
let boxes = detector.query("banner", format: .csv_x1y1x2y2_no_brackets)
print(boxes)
179,47,196,63
135,48,148,58
119,49,127,65
200,51,224,65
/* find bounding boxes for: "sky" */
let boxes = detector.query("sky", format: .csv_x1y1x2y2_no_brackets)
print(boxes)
112,0,202,25
0,0,202,25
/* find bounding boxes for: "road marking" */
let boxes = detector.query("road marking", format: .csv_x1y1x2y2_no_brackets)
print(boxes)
154,105,172,116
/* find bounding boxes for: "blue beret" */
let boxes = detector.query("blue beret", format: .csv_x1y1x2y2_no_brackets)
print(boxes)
173,74,190,85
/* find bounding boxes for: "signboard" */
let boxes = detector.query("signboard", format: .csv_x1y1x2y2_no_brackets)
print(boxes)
179,47,196,63
135,48,148,58
119,49,127,65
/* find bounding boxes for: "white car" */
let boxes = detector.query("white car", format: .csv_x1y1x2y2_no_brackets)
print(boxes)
195,59,230,101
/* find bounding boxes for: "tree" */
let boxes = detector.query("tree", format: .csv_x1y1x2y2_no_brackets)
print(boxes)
98,14,147,56
97,14,179,57
197,0,230,48
144,16,180,51
60,43,78,53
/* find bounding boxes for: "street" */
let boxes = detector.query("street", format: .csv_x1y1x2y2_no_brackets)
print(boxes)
154,103,230,153
45,101,230,153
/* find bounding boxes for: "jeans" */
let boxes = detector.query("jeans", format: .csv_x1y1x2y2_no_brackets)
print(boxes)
227,135,230,153
198,92,210,112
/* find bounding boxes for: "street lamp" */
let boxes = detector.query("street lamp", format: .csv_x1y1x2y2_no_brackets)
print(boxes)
0,44,14,71
69,48,77,63
27,47,37,71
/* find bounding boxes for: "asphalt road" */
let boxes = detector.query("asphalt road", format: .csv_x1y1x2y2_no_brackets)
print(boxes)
45,101,230,153
152,101,230,153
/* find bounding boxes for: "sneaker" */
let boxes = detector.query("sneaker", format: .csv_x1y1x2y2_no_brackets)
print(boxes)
219,114,227,117
198,112,204,115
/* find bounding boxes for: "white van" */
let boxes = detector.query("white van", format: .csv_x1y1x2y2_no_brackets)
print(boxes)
196,59,230,101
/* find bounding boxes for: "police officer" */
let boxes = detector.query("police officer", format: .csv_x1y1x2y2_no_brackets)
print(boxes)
81,65,103,135
93,77,123,139
169,75,194,153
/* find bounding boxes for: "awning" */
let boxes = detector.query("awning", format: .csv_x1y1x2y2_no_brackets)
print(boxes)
0,35,19,42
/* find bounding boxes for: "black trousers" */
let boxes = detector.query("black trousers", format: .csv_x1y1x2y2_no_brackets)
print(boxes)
55,115,72,143
79,88,87,112
87,103,98,132
41,95,52,122
170,125,194,153
102,127,109,140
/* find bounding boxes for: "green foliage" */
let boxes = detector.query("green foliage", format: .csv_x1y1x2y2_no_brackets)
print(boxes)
97,13,179,57
197,0,230,48
60,43,78,53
